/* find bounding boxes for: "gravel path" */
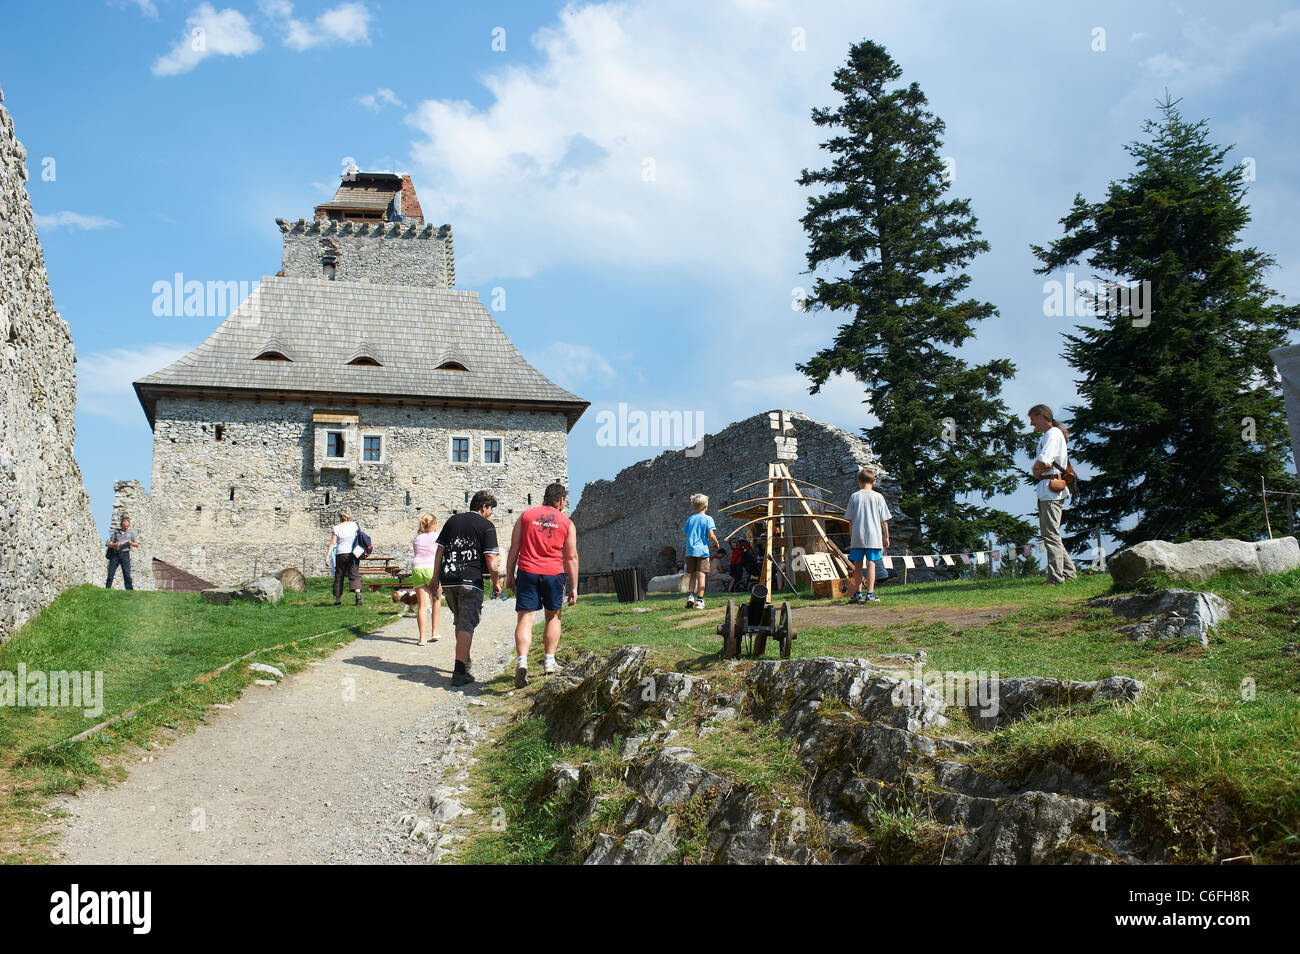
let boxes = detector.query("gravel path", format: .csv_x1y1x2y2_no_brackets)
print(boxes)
54,596,518,864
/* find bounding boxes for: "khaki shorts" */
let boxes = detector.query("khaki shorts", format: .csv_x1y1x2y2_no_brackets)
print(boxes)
685,555,710,575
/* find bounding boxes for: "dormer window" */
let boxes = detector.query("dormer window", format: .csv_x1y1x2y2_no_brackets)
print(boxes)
347,342,383,367
436,361,468,372
348,356,381,366
254,350,291,362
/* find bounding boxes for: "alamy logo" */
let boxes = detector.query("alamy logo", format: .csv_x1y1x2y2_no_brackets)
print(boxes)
0,665,103,718
595,403,705,457
49,884,151,934
152,273,260,318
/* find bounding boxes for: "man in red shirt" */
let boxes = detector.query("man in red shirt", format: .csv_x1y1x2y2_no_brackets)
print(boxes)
505,482,578,687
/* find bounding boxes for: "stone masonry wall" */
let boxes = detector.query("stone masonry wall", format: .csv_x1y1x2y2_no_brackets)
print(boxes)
110,479,160,590
278,218,455,288
148,394,569,584
0,84,100,640
572,410,914,575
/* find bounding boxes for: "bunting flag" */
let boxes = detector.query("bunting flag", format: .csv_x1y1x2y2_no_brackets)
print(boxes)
941,554,954,566
1023,543,1033,557
902,555,915,569
974,551,986,565
922,555,935,568
991,550,1000,563
960,553,972,565
882,555,893,569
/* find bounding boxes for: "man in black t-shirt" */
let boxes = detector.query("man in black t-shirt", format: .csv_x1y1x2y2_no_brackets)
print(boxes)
431,491,502,687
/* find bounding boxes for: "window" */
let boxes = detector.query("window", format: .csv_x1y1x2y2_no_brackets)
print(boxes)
436,361,468,372
483,437,503,465
254,350,290,362
214,425,225,442
363,435,382,461
323,263,336,280
450,436,470,464
327,432,345,458
348,356,381,366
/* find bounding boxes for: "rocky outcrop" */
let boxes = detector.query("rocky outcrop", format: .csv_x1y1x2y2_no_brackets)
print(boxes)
0,84,100,640
1109,537,1300,585
526,646,1150,864
1094,589,1230,647
963,675,1144,731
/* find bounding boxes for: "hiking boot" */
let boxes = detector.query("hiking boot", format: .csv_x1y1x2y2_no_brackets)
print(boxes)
451,669,475,687
514,665,529,689
355,593,363,606
848,591,865,605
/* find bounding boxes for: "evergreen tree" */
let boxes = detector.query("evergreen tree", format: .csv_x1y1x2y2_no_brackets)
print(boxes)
1032,98,1299,547
797,40,1030,553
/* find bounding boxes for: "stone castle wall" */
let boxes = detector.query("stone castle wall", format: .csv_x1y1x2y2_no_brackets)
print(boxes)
278,218,455,288
572,411,914,575
0,85,100,639
145,394,568,584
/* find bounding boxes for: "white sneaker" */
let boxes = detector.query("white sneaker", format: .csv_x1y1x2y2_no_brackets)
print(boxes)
695,598,706,610
544,658,562,675
685,595,696,609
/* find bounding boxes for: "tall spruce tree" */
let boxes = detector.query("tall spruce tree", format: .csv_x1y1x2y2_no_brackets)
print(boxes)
797,40,1029,553
1032,98,1299,547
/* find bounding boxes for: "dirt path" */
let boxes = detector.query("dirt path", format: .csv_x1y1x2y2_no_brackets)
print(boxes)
54,597,518,864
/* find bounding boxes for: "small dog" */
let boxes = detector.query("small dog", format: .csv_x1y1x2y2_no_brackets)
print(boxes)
392,588,420,615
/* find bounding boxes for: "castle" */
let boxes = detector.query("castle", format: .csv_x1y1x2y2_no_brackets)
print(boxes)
118,171,587,586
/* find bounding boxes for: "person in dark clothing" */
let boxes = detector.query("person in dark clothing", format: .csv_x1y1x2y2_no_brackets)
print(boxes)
106,516,139,589
430,491,501,687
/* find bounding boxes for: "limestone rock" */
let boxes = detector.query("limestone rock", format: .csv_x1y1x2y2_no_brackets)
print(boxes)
1109,536,1299,585
276,566,306,592
647,573,689,594
1096,589,1230,647
965,675,1144,731
237,576,284,604
200,587,238,605
747,656,949,733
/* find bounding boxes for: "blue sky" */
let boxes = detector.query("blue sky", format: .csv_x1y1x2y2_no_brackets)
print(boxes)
4,0,1298,540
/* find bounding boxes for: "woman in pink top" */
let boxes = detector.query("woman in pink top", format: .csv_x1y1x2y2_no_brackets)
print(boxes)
411,513,442,645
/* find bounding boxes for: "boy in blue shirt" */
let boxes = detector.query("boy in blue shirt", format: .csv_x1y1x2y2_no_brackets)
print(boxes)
844,467,891,604
683,493,720,609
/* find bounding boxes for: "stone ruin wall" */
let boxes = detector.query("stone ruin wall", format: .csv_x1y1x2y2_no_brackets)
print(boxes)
572,410,914,576
132,394,569,585
0,85,100,639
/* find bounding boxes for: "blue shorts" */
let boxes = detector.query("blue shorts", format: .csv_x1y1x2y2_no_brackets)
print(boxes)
850,548,882,564
515,570,565,612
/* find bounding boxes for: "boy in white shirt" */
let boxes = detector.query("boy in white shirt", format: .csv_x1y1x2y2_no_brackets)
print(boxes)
844,467,891,604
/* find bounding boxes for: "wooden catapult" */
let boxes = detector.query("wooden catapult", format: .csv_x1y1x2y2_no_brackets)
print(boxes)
713,412,855,658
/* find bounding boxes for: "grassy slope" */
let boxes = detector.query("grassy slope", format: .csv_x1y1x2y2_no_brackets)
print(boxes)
0,580,401,863
461,570,1300,863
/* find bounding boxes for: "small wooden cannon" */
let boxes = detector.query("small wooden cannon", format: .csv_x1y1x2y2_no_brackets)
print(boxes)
717,584,796,659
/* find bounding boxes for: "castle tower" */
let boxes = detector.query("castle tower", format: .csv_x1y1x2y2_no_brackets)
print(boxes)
276,171,455,288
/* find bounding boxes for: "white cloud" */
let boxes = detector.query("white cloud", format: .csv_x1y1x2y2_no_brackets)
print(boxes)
32,211,122,231
405,0,832,284
122,0,160,18
535,341,618,391
77,345,195,424
268,1,372,51
356,87,404,110
152,4,262,77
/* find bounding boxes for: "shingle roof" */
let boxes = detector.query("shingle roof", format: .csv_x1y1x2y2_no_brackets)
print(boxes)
134,276,588,430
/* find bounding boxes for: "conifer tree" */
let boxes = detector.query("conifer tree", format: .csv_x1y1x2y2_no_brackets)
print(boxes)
1033,98,1299,546
798,40,1030,553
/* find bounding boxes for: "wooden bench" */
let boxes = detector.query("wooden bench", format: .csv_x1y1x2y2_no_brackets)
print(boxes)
357,556,408,590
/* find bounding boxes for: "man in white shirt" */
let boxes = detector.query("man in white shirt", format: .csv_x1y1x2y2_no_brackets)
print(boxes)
1029,404,1078,585
844,467,891,604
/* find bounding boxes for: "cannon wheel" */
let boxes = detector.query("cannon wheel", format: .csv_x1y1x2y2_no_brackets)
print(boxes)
778,602,796,659
720,600,740,659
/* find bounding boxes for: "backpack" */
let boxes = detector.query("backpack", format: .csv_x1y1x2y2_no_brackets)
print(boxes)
353,525,373,559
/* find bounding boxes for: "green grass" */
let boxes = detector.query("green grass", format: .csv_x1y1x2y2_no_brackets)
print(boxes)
478,570,1300,863
0,579,401,862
